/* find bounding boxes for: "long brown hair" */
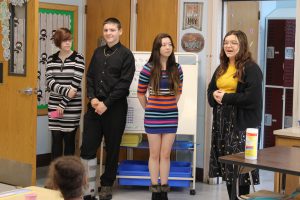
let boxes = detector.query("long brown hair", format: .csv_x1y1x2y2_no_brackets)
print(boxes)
148,33,180,95
217,30,253,82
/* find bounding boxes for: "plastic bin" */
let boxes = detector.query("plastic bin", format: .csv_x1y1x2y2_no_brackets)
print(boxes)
118,160,192,187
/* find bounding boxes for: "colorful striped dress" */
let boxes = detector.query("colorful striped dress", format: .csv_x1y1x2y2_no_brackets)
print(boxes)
137,63,183,134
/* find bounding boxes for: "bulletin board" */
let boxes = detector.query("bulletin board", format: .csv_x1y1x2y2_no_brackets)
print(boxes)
125,52,198,136
37,3,78,115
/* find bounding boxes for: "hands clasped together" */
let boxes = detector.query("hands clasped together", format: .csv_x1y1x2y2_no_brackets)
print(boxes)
56,86,77,116
91,98,107,115
213,90,225,105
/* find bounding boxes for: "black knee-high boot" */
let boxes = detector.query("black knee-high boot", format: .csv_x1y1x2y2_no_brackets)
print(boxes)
150,184,161,200
161,184,170,200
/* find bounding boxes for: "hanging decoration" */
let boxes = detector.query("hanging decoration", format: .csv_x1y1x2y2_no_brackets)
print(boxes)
0,0,27,60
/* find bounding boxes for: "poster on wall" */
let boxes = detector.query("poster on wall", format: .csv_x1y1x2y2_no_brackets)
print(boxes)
181,32,204,53
180,1,205,53
183,2,203,31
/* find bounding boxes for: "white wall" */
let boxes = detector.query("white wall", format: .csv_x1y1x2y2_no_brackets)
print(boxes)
176,0,209,169
203,0,223,182
276,0,296,8
36,0,86,155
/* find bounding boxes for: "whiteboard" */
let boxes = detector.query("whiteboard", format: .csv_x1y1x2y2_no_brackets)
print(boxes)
125,52,198,136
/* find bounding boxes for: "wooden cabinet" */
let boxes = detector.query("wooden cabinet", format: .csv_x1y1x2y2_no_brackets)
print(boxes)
274,127,300,198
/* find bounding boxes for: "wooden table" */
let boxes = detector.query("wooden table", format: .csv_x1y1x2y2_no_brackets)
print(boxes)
0,186,63,200
274,127,300,195
219,146,300,200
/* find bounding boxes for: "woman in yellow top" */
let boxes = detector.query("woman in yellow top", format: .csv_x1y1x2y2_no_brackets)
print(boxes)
207,30,263,199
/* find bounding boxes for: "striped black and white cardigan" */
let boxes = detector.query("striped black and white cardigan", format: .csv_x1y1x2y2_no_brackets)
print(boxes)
46,51,85,132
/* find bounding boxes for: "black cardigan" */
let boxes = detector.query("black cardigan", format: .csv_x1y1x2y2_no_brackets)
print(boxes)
207,61,263,130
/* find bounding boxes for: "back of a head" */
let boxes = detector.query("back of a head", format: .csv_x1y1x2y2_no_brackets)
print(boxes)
46,156,86,199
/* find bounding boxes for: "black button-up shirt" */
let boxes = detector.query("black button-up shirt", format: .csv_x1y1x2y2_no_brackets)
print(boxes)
87,42,135,107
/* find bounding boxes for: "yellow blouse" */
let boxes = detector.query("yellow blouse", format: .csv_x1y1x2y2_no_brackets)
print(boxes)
216,64,238,93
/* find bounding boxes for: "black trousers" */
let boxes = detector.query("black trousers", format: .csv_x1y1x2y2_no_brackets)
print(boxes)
51,128,77,160
226,184,250,200
80,98,128,186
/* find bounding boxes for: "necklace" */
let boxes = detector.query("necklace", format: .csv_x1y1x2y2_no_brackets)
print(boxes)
104,47,118,57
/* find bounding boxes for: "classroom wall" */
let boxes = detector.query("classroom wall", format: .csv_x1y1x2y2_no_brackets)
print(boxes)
276,0,296,8
36,0,298,174
176,0,209,169
35,0,214,172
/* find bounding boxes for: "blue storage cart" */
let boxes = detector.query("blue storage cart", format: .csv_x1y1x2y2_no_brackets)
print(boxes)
118,160,192,187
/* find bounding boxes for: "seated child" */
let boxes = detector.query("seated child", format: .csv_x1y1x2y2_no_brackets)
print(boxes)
45,156,86,200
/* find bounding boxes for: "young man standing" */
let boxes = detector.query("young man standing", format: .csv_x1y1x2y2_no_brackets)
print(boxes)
81,18,135,200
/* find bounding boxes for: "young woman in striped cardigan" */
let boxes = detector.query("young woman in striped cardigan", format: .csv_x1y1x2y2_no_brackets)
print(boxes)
46,28,85,160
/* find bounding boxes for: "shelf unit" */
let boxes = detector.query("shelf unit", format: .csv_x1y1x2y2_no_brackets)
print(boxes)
116,140,197,195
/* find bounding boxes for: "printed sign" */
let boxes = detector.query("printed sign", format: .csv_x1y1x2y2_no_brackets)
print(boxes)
285,47,294,60
181,33,204,52
267,46,274,59
183,2,203,31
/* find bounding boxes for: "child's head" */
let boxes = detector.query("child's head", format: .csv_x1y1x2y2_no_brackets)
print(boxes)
46,156,86,199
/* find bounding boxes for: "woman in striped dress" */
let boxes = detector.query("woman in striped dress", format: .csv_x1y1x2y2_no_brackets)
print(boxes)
137,33,183,200
46,28,85,160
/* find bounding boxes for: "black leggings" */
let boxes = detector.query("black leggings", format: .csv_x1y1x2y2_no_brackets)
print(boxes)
226,184,250,200
51,128,77,160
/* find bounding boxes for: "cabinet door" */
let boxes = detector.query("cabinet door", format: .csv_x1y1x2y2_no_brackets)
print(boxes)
85,0,131,67
264,20,296,147
85,0,131,162
134,0,178,161
136,0,178,51
275,136,300,197
226,1,259,62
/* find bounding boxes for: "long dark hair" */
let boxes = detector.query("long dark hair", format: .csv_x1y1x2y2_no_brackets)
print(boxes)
148,33,180,95
217,30,253,82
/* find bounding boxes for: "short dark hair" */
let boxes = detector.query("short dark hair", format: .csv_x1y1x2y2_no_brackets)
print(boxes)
103,17,122,29
45,156,86,199
53,27,72,48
